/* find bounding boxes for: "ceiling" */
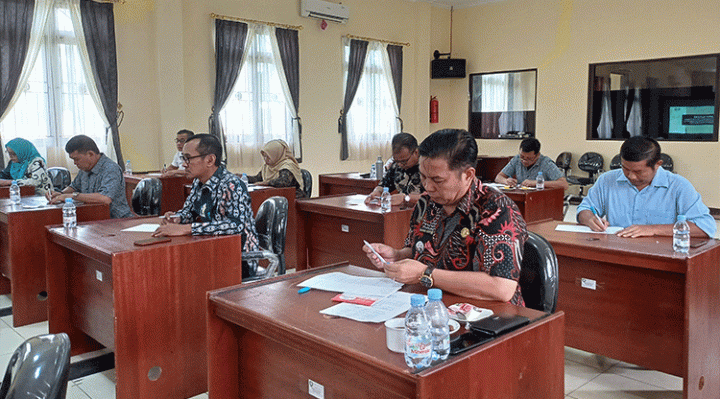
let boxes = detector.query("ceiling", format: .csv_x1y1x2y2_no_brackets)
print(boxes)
417,0,505,9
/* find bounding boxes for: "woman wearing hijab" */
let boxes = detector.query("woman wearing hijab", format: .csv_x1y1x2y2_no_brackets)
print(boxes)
247,139,306,198
0,138,53,195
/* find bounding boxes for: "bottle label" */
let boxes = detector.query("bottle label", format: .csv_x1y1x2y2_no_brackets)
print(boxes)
406,339,431,356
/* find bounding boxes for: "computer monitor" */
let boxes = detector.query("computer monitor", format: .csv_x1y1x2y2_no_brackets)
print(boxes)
663,98,716,140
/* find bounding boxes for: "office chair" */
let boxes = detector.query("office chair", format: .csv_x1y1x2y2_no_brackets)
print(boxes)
554,152,572,177
519,232,559,313
242,196,288,282
131,178,162,216
566,152,604,205
609,154,621,170
47,167,71,192
300,169,312,198
0,333,71,399
660,153,674,172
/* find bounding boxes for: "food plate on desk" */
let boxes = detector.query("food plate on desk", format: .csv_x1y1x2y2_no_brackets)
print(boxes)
448,319,461,334
448,303,493,323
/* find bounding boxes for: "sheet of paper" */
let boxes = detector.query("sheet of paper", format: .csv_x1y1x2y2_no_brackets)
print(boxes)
298,272,403,297
320,291,413,323
121,223,160,232
555,224,623,235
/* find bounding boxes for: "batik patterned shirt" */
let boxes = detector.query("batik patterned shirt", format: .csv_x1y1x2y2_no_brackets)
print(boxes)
404,178,528,306
380,163,423,195
178,166,259,252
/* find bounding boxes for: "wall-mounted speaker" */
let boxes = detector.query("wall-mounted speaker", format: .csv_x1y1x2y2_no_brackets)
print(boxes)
431,58,466,79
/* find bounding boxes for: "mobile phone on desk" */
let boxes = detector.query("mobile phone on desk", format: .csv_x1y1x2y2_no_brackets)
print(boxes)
134,237,171,246
449,331,492,355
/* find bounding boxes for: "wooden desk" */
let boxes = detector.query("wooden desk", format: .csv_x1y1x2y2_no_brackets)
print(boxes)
296,194,413,270
0,196,108,327
498,186,564,222
124,173,192,214
207,263,565,399
45,217,243,399
476,155,512,182
0,185,34,198
528,220,720,399
318,172,380,196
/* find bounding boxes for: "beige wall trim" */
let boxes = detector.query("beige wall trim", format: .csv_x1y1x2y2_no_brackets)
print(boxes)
344,34,409,47
210,13,303,30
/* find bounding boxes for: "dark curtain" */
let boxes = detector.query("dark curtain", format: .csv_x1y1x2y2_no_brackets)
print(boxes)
0,0,34,167
209,19,248,161
386,44,403,131
275,27,302,162
338,39,368,160
80,0,124,167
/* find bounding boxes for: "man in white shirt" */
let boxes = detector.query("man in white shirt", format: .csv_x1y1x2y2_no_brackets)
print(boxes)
163,129,194,176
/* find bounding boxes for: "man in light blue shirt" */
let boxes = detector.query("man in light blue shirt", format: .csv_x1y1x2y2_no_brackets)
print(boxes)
495,138,568,189
578,137,715,238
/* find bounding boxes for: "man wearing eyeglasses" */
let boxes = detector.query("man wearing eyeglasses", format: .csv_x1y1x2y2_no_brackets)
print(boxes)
495,137,568,189
365,132,424,206
162,129,194,177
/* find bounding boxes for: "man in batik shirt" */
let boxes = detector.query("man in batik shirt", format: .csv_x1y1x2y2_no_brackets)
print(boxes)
365,133,424,206
364,129,528,305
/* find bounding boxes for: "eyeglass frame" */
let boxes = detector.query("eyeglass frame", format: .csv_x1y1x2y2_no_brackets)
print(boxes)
181,153,207,164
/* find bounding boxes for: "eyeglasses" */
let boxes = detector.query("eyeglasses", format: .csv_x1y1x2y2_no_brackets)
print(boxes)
181,153,206,163
175,138,187,144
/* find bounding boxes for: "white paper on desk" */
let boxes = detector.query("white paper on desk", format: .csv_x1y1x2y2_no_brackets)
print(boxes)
320,291,413,323
298,272,403,297
555,224,623,235
121,223,160,232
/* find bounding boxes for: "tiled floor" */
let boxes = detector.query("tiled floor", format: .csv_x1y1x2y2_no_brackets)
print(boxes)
0,205,712,398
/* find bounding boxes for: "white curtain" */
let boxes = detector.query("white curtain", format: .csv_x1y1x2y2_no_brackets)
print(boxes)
597,80,613,139
626,87,642,137
220,24,295,172
345,40,396,161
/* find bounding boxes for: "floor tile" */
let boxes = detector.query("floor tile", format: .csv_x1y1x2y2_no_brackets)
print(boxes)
0,326,25,356
0,352,13,375
189,393,209,399
12,320,49,340
73,369,116,399
565,347,619,372
565,358,602,394
1,314,13,327
0,294,11,308
608,361,683,391
66,383,92,399
568,373,682,399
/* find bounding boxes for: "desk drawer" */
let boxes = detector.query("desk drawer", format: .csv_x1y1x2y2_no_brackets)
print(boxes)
68,252,115,350
305,213,383,268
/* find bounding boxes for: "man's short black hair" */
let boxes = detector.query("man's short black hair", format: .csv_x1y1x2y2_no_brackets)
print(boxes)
177,129,194,137
186,134,222,166
519,137,540,154
418,129,477,171
620,136,661,167
65,135,100,154
391,132,418,154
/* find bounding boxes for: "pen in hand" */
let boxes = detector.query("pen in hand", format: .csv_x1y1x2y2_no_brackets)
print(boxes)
590,207,606,230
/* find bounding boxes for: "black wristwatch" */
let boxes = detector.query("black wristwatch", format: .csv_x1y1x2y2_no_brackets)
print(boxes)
419,266,434,288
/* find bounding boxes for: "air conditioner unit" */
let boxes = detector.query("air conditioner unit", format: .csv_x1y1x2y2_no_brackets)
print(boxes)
300,0,349,24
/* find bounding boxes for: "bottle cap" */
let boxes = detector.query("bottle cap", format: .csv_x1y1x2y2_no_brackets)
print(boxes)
677,214,686,222
427,288,442,300
383,187,389,192
11,180,17,185
538,171,543,175
65,198,73,203
410,294,426,307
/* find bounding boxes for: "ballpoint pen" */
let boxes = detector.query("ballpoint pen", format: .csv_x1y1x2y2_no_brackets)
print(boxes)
590,206,605,226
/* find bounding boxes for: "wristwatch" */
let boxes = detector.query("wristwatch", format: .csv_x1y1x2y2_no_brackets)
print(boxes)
419,266,434,288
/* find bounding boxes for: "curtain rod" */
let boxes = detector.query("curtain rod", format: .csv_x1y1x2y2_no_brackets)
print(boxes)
344,34,409,47
210,13,303,31
92,0,125,4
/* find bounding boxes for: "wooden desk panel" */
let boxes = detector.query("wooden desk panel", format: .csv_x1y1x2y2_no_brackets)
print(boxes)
476,155,512,182
0,185,34,198
528,220,720,399
296,194,412,270
46,218,243,399
318,173,380,196
124,173,192,214
207,264,565,399
0,196,109,327
500,187,564,222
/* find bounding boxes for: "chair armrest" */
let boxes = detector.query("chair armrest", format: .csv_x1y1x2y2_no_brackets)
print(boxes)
241,250,279,279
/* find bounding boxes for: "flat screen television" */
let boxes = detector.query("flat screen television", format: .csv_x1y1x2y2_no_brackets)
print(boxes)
663,98,716,140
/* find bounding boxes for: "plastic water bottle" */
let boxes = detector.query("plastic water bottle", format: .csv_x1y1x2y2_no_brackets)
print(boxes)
426,288,450,361
536,171,545,189
63,198,77,230
673,214,690,253
161,163,167,174
241,173,249,186
381,187,392,212
404,294,432,369
370,163,377,179
9,180,21,205
125,160,132,175
375,156,384,180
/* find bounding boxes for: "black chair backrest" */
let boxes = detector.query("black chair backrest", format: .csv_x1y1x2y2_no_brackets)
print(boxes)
609,154,621,170
555,152,572,176
578,152,604,175
660,153,674,172
519,232,559,313
47,167,71,191
131,178,162,216
255,196,289,274
300,169,312,198
0,333,71,399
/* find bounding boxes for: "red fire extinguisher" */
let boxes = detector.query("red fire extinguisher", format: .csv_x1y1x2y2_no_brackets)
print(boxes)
430,96,438,124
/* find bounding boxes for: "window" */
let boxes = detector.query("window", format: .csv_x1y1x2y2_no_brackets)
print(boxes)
220,25,293,169
344,40,399,160
1,2,107,165
469,69,537,139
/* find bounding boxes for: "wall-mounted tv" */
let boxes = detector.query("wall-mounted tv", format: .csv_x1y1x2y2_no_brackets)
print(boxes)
664,98,715,140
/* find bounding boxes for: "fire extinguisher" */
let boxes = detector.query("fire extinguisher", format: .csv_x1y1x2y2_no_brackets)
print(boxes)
430,96,438,124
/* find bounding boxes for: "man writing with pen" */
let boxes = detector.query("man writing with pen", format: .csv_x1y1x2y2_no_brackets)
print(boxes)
577,137,715,238
363,129,528,305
